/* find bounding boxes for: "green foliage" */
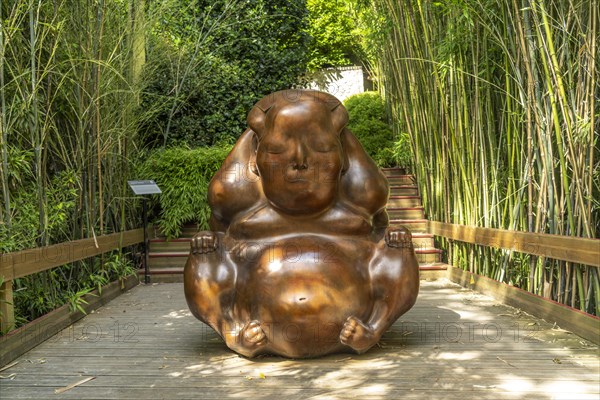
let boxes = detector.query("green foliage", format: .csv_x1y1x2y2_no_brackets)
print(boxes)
305,0,362,71
344,91,410,167
372,0,599,314
0,170,78,253
11,251,137,328
141,0,309,147
138,146,232,238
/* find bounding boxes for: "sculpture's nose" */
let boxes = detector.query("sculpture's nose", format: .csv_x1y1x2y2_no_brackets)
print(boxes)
291,142,308,170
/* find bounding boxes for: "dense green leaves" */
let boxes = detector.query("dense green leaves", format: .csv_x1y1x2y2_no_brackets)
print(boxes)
141,0,310,147
305,0,362,71
344,92,410,167
137,146,231,238
371,0,599,314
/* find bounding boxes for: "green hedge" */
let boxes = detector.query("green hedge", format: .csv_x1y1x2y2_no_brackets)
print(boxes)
138,146,232,238
344,91,407,167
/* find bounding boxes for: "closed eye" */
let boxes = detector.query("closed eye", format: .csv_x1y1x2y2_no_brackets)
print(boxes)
266,146,286,154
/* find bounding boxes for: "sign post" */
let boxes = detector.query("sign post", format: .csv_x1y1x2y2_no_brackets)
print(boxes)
127,180,161,284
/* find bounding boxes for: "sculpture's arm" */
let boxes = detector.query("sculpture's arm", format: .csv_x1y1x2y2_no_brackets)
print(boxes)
184,231,269,358
340,226,419,353
208,129,263,231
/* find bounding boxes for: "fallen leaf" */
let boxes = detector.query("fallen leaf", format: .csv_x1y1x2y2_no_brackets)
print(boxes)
334,357,352,363
497,356,517,368
473,384,496,389
0,361,18,373
54,376,96,394
0,374,16,380
258,372,266,379
553,358,562,364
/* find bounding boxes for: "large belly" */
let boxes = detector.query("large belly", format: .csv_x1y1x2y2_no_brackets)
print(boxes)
234,236,374,357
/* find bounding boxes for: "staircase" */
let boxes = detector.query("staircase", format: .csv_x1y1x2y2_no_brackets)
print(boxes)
381,167,445,271
143,167,445,282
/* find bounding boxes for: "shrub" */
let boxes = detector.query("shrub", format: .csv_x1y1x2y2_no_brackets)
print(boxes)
344,91,413,168
344,92,394,167
137,145,232,238
141,0,309,147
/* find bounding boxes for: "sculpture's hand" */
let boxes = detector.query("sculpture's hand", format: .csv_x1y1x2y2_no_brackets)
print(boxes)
385,226,413,249
191,231,218,254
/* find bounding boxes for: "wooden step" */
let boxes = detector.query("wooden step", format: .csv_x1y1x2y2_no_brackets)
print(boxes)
411,233,435,249
389,218,428,232
148,252,188,268
415,248,443,263
386,196,422,208
138,268,184,283
386,175,415,185
387,206,424,220
381,167,408,176
418,262,448,271
389,185,418,196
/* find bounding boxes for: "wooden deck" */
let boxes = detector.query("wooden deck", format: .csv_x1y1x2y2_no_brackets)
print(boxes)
1,280,598,399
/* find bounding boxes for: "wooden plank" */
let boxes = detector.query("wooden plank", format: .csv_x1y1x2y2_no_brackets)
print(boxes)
428,221,600,266
0,279,14,332
447,266,600,344
0,229,144,281
1,281,598,399
0,275,138,367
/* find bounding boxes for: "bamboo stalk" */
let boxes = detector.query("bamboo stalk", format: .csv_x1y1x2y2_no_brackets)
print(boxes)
0,3,10,231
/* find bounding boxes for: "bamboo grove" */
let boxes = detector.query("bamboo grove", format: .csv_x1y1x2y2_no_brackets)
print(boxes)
371,0,599,314
1,0,146,248
0,0,146,325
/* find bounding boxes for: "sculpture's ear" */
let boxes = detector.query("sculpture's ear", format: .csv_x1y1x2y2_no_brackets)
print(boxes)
340,131,350,175
330,102,349,134
249,131,259,176
247,94,275,136
331,102,350,173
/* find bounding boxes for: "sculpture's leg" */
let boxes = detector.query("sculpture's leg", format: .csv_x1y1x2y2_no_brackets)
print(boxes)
340,226,419,353
183,232,269,358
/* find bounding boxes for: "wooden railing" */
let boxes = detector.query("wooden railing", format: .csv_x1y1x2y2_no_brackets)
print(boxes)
428,221,599,267
426,221,600,343
0,229,144,331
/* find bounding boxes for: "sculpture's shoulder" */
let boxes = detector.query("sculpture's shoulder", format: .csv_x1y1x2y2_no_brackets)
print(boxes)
340,129,389,215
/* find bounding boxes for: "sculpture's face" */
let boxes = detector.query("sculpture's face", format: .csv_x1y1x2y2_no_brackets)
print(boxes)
256,101,344,215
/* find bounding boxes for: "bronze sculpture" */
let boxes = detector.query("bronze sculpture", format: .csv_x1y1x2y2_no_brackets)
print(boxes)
184,89,419,358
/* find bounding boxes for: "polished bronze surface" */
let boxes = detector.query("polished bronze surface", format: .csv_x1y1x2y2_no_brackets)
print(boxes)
184,89,419,358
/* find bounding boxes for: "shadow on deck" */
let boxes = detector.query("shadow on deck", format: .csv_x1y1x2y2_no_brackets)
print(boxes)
0,280,598,399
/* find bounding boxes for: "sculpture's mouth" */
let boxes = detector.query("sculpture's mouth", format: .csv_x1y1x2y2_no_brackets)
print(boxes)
287,178,309,183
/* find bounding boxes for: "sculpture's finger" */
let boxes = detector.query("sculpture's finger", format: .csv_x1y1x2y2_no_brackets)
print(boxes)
191,237,200,254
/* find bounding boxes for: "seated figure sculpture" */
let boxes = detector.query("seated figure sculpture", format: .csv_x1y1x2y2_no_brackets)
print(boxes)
184,89,419,358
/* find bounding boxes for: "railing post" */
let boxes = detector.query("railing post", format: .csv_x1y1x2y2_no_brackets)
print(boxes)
0,279,15,332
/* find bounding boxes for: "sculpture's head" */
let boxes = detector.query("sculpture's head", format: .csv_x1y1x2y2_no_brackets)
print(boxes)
247,90,349,215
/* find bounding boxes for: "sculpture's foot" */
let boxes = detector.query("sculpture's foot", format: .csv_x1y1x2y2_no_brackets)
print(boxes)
339,316,377,354
241,320,267,347
225,320,268,358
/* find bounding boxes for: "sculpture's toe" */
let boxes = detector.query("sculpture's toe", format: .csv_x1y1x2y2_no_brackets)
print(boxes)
243,320,267,346
339,316,376,354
